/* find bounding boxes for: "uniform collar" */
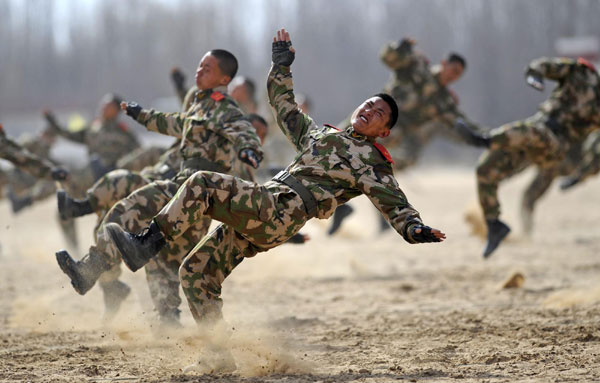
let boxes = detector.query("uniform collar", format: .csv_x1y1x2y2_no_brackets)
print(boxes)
196,86,228,99
345,126,374,142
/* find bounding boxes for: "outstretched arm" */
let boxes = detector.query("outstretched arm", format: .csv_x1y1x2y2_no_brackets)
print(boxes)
267,28,320,152
380,38,418,71
121,102,187,138
43,109,87,143
356,162,445,244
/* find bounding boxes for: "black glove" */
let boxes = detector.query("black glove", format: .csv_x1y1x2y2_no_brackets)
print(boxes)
272,40,295,66
559,176,580,191
526,73,544,91
51,167,69,181
123,102,142,120
410,225,442,243
171,68,186,91
239,148,260,169
454,118,491,148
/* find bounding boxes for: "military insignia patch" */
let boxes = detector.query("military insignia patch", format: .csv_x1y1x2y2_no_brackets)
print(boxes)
210,92,225,101
374,142,394,164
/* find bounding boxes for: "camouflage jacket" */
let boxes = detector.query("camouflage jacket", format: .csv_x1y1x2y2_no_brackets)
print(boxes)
527,57,600,143
379,38,480,133
18,133,54,160
50,118,140,167
116,146,168,172
0,129,55,180
267,64,424,243
135,86,263,179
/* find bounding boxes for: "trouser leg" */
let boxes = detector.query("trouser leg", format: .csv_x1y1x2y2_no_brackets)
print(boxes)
87,169,149,213
179,224,257,324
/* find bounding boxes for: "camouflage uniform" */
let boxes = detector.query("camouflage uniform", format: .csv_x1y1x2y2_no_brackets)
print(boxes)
48,117,140,184
562,130,600,185
0,128,58,181
478,57,600,220
148,63,427,323
340,38,482,169
4,131,58,204
88,86,262,322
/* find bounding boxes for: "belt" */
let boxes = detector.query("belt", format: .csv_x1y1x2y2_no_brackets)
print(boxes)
181,157,227,174
272,170,318,217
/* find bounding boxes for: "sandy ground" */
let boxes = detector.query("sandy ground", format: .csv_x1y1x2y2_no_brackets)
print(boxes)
1,167,599,383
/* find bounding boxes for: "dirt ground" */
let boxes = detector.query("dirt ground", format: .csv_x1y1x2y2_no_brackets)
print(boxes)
1,168,599,383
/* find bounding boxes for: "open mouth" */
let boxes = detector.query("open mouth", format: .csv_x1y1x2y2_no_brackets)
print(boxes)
359,114,368,123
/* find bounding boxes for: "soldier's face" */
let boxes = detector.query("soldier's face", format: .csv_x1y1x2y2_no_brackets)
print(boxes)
439,61,464,85
351,97,391,138
102,102,120,120
195,54,231,90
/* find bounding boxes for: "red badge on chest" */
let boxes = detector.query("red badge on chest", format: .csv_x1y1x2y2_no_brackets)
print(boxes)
374,142,394,164
210,91,225,101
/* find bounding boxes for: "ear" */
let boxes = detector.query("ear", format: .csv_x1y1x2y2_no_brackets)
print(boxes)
220,75,232,87
379,129,390,138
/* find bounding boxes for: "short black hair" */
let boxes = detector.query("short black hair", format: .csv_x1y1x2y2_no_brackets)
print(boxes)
247,113,267,128
373,93,398,129
102,93,123,108
447,53,466,70
208,49,238,79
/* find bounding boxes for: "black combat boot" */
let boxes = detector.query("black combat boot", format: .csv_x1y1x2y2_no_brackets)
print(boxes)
105,222,166,272
482,219,511,258
100,280,131,323
56,248,111,295
57,190,94,220
8,191,33,214
327,204,354,235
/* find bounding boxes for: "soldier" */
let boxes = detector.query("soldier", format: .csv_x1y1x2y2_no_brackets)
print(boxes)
328,37,486,235
468,57,600,258
0,124,68,184
44,93,140,181
5,126,59,213
55,49,263,327
560,130,600,190
230,76,258,114
101,29,445,330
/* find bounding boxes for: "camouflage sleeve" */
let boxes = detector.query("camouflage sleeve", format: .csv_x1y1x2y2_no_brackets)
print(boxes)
50,119,87,143
527,57,576,81
355,163,423,244
439,107,484,134
137,109,187,138
216,117,264,160
232,159,256,182
0,136,55,180
380,39,417,70
267,64,320,152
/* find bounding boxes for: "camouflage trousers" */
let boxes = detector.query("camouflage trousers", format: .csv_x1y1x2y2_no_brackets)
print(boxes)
570,130,600,183
95,177,211,320
87,169,152,220
151,171,308,324
477,113,566,220
521,142,583,211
